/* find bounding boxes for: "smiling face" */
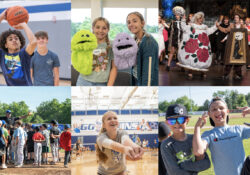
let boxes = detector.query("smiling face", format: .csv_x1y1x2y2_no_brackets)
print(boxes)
166,117,189,134
36,36,48,47
5,34,21,52
102,112,119,132
127,14,145,35
208,101,229,127
92,20,109,43
71,30,97,51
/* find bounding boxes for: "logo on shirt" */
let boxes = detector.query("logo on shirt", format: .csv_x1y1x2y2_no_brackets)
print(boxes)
111,150,122,164
213,135,237,142
4,54,24,79
46,59,53,65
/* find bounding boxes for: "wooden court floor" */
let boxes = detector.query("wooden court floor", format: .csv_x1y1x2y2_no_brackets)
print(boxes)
71,149,158,175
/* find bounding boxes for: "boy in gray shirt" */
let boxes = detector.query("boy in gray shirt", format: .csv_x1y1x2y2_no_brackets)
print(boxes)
160,104,211,175
31,31,60,86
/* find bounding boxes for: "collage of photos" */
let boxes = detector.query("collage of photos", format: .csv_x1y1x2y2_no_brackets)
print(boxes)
0,0,249,175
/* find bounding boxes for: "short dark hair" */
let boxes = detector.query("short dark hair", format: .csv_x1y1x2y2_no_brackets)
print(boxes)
15,120,22,126
0,29,26,52
35,31,48,39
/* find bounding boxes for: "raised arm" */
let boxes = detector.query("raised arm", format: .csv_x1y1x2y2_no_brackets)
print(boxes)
193,113,209,156
0,10,6,23
13,23,37,55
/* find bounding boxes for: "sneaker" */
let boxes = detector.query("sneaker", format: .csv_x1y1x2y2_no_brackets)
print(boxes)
64,165,68,168
2,164,7,169
15,164,23,168
50,162,56,165
38,163,41,167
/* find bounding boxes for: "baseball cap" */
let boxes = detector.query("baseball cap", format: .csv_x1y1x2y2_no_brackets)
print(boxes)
1,120,6,126
64,124,70,129
51,119,58,125
166,104,190,119
6,110,11,113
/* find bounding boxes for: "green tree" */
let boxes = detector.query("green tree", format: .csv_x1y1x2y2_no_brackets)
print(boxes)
245,93,250,106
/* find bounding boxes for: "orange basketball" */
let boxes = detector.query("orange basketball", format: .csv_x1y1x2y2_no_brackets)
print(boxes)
6,6,29,27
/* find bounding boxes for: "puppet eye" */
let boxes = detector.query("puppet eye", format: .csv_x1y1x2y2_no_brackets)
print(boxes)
81,34,84,37
126,37,129,40
118,39,120,42
86,34,90,37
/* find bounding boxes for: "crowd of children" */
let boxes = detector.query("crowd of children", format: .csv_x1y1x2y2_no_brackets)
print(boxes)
0,112,71,169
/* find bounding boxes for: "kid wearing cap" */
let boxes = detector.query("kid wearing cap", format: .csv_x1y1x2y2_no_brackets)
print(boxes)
32,127,45,166
50,120,60,164
41,124,49,164
59,124,71,168
193,97,250,175
161,104,210,175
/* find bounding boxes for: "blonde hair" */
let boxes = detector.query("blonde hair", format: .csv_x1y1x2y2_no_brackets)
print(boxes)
92,17,111,48
191,12,205,24
96,111,118,163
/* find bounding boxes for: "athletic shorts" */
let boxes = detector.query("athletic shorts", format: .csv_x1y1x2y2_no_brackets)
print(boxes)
42,146,49,153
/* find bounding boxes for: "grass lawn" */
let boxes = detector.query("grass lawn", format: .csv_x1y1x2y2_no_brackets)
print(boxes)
159,115,250,175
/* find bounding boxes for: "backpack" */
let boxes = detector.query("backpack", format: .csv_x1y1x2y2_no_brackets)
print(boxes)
71,30,98,75
112,33,138,70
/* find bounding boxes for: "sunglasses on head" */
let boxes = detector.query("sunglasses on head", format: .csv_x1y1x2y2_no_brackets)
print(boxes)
167,116,188,125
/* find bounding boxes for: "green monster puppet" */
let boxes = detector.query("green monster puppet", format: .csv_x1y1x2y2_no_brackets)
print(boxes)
71,30,97,75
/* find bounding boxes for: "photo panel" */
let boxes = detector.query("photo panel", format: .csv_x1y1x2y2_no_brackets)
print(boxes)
71,86,158,175
71,0,159,86
0,1,71,86
0,86,71,174
159,0,250,86
159,86,250,175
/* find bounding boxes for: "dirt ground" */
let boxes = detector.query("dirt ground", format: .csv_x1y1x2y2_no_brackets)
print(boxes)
0,153,71,175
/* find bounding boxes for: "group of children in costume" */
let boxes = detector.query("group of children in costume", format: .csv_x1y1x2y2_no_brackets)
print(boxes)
159,6,250,80
160,98,250,175
73,12,158,86
0,9,60,86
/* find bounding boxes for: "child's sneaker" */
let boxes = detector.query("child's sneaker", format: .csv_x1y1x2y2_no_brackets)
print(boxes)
1,164,7,169
15,164,23,168
64,165,68,168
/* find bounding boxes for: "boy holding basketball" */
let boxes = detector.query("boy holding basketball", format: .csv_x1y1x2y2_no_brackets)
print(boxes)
160,104,210,175
31,31,60,86
0,10,37,86
193,97,250,175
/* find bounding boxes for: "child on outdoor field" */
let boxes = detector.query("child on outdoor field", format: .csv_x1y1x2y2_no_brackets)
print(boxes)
14,120,25,168
59,124,71,168
41,124,49,164
96,111,144,175
32,126,45,166
50,120,60,164
0,10,37,86
26,124,35,163
76,17,117,86
193,97,250,175
31,31,60,86
0,120,7,169
161,104,210,175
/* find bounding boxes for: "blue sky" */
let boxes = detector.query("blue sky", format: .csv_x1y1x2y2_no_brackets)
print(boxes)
0,87,70,111
159,86,250,106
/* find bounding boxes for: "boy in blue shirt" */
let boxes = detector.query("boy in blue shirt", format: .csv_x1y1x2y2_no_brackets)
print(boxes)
193,97,250,175
31,31,60,86
0,10,37,86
